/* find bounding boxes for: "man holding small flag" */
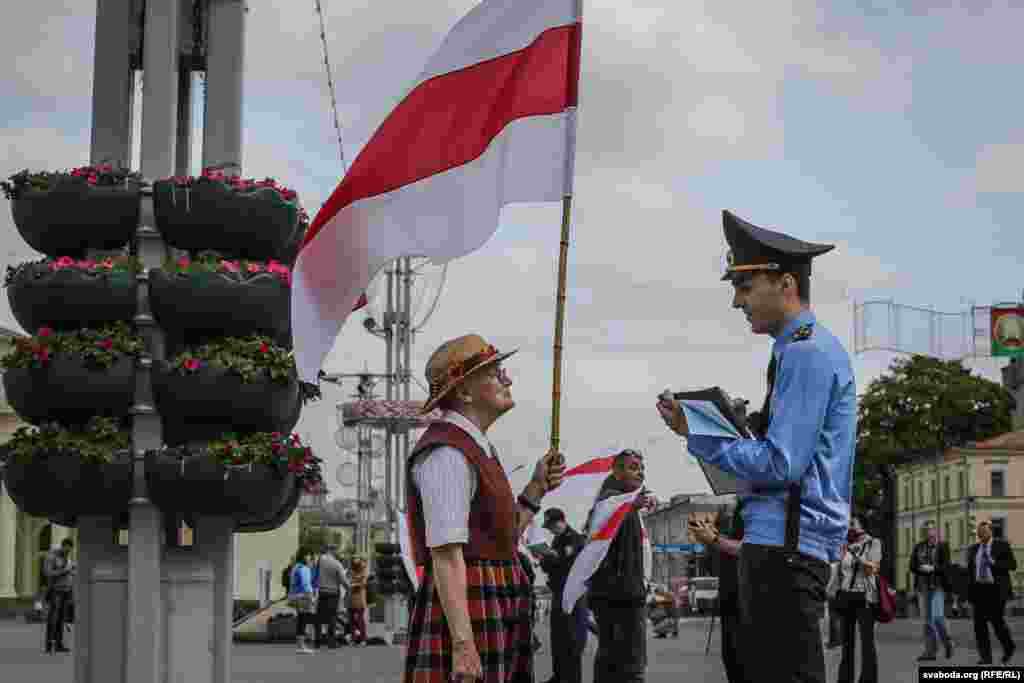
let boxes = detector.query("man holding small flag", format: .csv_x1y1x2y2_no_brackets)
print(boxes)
563,449,655,683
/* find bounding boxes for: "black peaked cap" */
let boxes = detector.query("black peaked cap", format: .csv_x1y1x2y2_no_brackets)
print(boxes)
721,209,834,281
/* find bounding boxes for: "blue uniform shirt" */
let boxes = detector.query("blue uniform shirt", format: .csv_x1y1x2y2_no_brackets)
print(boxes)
687,310,856,562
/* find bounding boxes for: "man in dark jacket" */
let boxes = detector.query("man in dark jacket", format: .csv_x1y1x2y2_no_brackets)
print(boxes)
910,524,953,661
967,520,1018,665
538,508,587,683
585,449,654,683
43,539,75,654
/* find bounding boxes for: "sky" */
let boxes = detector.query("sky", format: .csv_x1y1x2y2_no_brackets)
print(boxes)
2,1,1022,531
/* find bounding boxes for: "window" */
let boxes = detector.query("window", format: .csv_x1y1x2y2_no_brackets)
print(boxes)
991,471,1006,498
944,522,951,544
905,528,911,551
959,519,965,546
931,480,937,504
959,471,967,498
903,485,910,511
991,518,1007,540
918,482,924,507
944,476,951,501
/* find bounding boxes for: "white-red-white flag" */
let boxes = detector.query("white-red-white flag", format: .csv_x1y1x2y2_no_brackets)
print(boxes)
292,0,583,381
562,489,643,613
539,455,615,525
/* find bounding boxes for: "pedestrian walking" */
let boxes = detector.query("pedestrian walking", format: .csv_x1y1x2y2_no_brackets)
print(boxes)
348,556,368,645
657,210,857,683
831,516,881,683
910,523,954,661
314,544,348,649
42,538,75,654
288,548,317,655
967,519,1018,665
584,449,655,683
403,333,565,683
537,507,588,683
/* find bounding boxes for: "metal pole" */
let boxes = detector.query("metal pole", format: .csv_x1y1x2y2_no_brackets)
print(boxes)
90,0,136,167
202,0,246,173
174,67,193,176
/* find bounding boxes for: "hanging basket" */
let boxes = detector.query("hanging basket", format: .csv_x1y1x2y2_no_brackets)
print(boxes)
149,268,291,347
7,263,136,332
153,179,302,262
144,450,297,528
10,181,140,258
152,363,302,445
1,451,133,527
2,356,136,426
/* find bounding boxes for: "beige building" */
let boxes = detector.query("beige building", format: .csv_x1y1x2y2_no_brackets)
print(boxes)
893,431,1024,596
0,327,299,608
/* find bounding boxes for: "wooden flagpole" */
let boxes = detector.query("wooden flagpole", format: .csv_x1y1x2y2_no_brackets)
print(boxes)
551,0,582,457
550,193,573,453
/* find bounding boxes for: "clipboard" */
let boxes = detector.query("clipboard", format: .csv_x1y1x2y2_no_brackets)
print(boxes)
672,386,751,496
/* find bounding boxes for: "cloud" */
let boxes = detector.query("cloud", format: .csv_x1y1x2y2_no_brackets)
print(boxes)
973,142,1024,194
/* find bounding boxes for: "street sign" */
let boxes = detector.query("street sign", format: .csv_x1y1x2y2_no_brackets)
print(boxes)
652,543,704,554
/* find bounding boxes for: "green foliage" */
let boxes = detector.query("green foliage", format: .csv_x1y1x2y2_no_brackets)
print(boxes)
2,417,130,465
5,255,140,288
0,322,144,370
857,355,1015,464
205,431,323,487
162,251,292,285
1,164,143,200
169,334,296,384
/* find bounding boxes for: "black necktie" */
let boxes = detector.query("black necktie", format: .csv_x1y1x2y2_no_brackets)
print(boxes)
754,354,777,437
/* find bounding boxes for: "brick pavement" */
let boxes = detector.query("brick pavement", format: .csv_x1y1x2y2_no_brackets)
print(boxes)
1,615,1021,682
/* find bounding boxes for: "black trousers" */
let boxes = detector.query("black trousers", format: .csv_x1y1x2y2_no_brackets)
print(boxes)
739,544,829,683
720,608,749,683
835,592,877,683
46,590,71,647
315,591,341,646
971,585,1015,662
590,599,646,683
549,595,586,683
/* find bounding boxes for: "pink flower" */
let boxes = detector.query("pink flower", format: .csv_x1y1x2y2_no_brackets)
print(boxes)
304,447,314,464
246,262,263,273
176,256,191,270
183,358,201,372
270,431,283,440
100,258,115,270
259,343,269,354
219,260,240,274
37,327,54,338
34,348,51,363
288,461,304,474
54,256,75,269
97,339,114,351
77,259,95,270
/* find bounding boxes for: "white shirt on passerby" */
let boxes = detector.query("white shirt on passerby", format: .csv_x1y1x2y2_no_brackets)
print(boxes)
410,410,503,549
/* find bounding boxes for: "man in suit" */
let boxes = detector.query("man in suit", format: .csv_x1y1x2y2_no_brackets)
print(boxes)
967,520,1018,665
537,508,588,683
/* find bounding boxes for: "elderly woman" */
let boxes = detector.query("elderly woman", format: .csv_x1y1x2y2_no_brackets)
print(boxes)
403,334,565,683
831,516,882,683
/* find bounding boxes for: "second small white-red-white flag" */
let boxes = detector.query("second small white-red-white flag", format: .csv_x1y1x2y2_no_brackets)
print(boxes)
562,489,643,614
292,0,583,381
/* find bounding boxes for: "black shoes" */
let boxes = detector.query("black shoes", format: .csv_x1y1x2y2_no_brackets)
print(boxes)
917,654,937,662
945,641,954,659
45,641,53,654
1003,645,1016,664
54,644,70,653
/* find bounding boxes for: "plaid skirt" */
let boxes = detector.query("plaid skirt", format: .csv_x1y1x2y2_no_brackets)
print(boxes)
404,558,534,683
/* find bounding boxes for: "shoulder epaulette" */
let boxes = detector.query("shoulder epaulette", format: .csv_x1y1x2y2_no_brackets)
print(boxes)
791,323,814,342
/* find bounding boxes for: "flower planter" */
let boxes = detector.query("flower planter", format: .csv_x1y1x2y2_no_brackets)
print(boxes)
3,356,136,426
144,451,297,528
153,179,302,262
1,452,133,527
11,181,140,258
152,363,302,445
235,479,302,533
7,264,136,332
149,268,290,346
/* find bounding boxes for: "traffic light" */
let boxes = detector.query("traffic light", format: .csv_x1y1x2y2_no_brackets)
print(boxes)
374,542,406,595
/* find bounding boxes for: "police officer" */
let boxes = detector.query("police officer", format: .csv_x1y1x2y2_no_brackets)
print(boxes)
538,508,587,683
657,210,856,683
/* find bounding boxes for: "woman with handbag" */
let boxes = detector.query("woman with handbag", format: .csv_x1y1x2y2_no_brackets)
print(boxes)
832,516,882,683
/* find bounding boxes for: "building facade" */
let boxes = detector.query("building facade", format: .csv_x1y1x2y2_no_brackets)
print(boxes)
643,493,737,586
893,431,1024,596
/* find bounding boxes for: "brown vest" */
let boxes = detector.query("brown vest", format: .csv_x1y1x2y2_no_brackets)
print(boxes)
406,421,519,565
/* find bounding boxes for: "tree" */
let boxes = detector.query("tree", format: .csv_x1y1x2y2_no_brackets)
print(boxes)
856,354,1015,510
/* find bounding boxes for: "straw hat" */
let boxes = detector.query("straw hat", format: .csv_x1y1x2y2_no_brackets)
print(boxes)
420,334,517,414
